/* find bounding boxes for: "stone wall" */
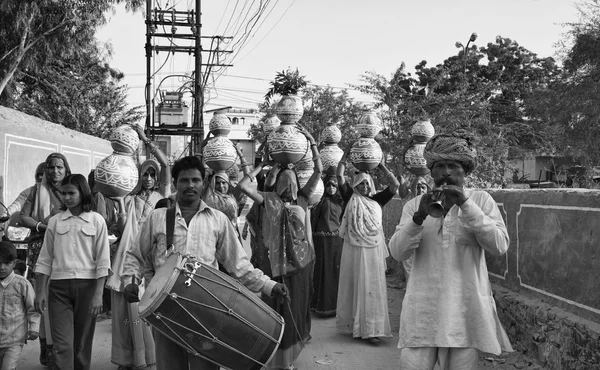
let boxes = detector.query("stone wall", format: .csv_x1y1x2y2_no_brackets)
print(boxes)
0,106,112,208
382,189,600,369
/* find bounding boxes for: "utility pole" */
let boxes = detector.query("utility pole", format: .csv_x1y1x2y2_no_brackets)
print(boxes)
144,0,233,156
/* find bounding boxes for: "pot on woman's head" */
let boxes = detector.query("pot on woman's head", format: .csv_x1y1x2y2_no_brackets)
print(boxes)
267,124,309,166
274,95,304,124
209,112,232,136
110,125,140,154
95,152,139,197
349,138,383,172
203,136,237,171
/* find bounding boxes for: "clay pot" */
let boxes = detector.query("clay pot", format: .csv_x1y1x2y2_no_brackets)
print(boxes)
262,114,281,135
267,124,309,166
203,136,237,171
109,125,140,154
275,95,304,124
349,138,383,172
411,119,435,144
356,112,382,138
404,143,430,176
320,144,344,172
209,112,232,136
321,124,342,144
295,149,314,171
297,169,324,208
95,152,139,197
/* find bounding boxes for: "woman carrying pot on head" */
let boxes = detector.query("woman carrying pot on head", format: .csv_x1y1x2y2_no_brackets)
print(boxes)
238,126,322,370
310,170,345,317
106,125,171,370
201,144,250,233
20,152,72,367
335,149,400,345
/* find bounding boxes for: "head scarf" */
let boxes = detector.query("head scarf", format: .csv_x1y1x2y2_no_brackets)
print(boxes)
351,172,376,197
34,162,46,182
424,131,477,174
132,159,161,194
338,172,383,247
410,176,430,196
275,169,298,201
202,171,238,223
32,153,72,222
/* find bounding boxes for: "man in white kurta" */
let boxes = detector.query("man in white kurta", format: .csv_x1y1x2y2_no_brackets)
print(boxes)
389,132,513,370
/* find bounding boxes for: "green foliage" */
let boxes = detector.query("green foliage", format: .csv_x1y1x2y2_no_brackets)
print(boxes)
263,68,309,106
0,0,144,138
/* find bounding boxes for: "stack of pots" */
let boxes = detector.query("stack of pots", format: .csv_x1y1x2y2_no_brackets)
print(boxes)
349,111,383,172
404,119,435,176
95,125,140,197
203,111,238,172
266,95,309,166
295,151,324,208
320,123,344,173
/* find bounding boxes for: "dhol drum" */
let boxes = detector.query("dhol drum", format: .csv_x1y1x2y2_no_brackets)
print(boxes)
139,253,285,370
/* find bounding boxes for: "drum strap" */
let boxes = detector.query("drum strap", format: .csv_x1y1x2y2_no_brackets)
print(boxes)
166,206,176,252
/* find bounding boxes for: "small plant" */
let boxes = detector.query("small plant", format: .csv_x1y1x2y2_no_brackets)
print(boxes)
264,68,309,105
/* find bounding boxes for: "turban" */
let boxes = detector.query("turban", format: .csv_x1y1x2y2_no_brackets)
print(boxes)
424,131,477,174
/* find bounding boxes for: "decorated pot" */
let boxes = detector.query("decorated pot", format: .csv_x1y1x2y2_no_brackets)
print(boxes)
262,114,281,134
209,112,232,136
95,152,139,197
295,149,314,171
275,95,304,124
109,125,140,154
349,138,383,172
411,119,435,144
297,169,324,208
321,124,342,144
404,143,430,176
320,144,343,172
203,136,237,171
267,124,309,166
356,111,382,138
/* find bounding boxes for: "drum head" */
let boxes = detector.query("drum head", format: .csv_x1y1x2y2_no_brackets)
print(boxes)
139,253,182,316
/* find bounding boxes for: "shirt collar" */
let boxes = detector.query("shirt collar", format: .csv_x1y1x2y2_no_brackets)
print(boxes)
60,209,92,222
1,272,15,288
175,199,210,216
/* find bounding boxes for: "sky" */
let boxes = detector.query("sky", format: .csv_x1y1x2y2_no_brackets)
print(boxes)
96,0,581,113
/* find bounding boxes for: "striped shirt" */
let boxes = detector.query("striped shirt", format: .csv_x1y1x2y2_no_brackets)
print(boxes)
122,200,275,296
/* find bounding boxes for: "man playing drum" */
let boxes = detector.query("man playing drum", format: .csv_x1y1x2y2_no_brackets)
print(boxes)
121,155,288,370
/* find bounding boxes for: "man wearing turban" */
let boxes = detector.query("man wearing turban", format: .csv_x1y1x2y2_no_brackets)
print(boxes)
389,132,513,369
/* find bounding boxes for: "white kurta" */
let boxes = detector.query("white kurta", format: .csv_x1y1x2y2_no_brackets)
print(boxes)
389,189,513,355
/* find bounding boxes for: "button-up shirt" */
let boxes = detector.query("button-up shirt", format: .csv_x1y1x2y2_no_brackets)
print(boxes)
122,201,276,296
35,209,110,280
389,189,513,355
0,272,40,347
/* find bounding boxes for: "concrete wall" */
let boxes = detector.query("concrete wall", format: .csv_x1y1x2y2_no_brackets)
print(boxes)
0,106,112,208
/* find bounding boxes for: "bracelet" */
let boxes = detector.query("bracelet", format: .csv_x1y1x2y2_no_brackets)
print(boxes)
35,222,41,232
240,162,249,168
118,213,127,218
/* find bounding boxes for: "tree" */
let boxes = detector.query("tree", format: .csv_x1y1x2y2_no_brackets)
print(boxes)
0,0,143,98
248,85,365,152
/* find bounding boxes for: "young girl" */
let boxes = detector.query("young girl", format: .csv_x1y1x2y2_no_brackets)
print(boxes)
34,174,110,370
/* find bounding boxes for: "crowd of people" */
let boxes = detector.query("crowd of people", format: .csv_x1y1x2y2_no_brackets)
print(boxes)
0,125,513,370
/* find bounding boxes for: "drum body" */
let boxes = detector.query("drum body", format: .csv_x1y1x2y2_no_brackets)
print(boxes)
139,254,284,370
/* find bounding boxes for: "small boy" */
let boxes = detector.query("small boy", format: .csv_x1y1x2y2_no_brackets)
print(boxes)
13,259,26,277
0,241,40,369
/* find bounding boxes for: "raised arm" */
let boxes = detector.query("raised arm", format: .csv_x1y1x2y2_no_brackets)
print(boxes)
133,124,172,198
238,161,266,204
336,144,352,188
297,126,323,198
378,159,400,194
235,143,251,177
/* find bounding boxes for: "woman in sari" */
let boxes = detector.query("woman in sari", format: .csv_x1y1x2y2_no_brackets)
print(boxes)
20,152,72,367
335,154,400,345
238,128,321,370
107,126,170,370
310,172,344,317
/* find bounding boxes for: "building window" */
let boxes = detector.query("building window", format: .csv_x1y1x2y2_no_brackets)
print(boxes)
232,117,239,125
241,117,245,125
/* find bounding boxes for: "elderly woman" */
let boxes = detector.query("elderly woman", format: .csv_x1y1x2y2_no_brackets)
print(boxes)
20,152,72,367
238,127,322,370
106,126,170,370
310,171,345,317
335,152,400,345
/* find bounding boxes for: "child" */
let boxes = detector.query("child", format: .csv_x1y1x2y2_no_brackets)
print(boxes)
34,174,110,370
0,241,40,369
12,259,27,277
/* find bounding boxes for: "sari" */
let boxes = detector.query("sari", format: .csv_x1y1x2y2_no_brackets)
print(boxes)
202,171,239,226
336,172,393,340
310,177,344,316
261,170,314,369
108,159,161,369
